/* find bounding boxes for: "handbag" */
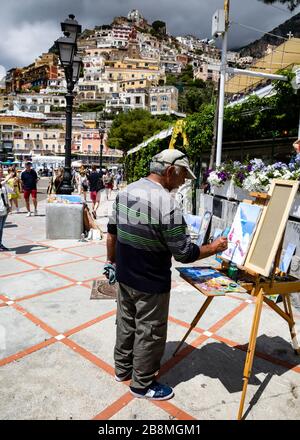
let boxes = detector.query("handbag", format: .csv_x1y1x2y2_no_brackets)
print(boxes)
3,182,13,194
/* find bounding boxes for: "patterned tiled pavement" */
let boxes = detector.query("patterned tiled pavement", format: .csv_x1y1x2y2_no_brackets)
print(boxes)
0,194,300,420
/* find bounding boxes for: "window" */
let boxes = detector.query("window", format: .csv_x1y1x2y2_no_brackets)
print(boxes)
150,105,157,112
151,96,157,102
52,144,55,149
161,104,168,111
46,144,49,149
135,97,141,104
36,134,40,140
27,134,30,139
88,145,92,151
161,95,168,101
139,81,144,84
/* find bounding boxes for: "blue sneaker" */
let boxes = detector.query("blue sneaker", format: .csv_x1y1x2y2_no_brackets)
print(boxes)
130,381,174,401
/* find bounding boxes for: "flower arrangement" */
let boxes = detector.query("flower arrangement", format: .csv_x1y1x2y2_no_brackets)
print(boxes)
207,158,300,192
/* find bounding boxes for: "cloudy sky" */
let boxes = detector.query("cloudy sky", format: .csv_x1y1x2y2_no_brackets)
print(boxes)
0,0,299,77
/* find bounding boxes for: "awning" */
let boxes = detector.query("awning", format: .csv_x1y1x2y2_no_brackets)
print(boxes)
127,126,174,155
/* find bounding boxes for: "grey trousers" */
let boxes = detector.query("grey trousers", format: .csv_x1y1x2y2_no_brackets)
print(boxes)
114,282,170,389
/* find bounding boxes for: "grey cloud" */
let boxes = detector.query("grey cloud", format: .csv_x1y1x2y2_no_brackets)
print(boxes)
0,0,299,69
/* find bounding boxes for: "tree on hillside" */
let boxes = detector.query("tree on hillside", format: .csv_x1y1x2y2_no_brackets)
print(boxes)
259,0,298,11
178,83,215,114
107,109,171,153
166,65,216,114
152,20,166,35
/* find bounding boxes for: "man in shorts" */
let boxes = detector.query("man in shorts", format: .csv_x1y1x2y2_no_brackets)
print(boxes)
87,165,103,218
21,162,38,217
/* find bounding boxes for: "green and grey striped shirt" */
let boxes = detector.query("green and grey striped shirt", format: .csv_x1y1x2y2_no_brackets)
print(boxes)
108,177,200,293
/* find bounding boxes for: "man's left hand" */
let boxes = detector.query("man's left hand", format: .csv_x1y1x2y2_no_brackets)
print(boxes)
103,262,116,285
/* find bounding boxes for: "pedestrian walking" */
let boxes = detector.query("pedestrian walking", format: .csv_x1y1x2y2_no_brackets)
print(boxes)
0,181,10,251
20,162,38,217
4,169,21,213
47,168,64,195
87,165,103,218
115,170,122,190
79,166,88,202
106,148,228,400
103,170,114,200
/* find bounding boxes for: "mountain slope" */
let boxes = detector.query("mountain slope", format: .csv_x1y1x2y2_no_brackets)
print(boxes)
238,12,300,57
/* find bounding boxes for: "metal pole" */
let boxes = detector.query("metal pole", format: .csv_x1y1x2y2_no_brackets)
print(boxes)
60,72,74,195
100,138,103,171
216,30,227,167
210,78,220,169
226,67,287,82
298,109,300,139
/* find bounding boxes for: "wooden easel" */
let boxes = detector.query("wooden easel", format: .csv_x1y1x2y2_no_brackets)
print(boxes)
173,192,300,420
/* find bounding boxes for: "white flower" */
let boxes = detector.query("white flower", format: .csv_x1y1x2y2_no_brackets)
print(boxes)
243,171,269,192
208,171,223,187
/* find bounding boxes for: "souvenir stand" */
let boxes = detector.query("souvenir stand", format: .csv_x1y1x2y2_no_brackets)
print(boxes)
173,180,300,419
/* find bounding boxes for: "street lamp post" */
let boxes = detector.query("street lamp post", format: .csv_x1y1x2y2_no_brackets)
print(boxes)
55,15,82,194
99,125,105,172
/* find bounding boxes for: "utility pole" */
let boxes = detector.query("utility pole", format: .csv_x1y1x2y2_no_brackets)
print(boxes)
209,78,220,169
216,0,230,167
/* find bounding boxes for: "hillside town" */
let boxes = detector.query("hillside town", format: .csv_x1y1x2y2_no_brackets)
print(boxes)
0,8,259,166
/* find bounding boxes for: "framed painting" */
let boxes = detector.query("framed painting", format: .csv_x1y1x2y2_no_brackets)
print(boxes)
244,179,299,277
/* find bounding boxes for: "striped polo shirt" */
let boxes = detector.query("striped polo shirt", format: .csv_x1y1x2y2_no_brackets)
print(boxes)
107,177,200,294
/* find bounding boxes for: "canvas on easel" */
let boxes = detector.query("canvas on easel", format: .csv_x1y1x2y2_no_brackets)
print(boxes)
244,179,299,277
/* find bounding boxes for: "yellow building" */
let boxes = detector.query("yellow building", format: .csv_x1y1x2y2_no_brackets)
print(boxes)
104,57,164,85
119,78,154,91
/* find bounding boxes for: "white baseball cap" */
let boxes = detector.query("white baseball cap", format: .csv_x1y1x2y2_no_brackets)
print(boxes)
151,149,196,179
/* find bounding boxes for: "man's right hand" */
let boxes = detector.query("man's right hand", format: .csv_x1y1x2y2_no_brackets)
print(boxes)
210,237,228,254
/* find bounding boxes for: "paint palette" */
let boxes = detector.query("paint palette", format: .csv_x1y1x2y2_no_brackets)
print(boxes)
176,266,247,295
